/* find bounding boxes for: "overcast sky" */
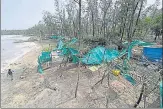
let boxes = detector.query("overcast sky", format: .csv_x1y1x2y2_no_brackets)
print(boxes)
1,0,162,30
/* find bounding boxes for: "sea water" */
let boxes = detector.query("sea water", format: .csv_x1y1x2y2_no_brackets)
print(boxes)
1,35,35,73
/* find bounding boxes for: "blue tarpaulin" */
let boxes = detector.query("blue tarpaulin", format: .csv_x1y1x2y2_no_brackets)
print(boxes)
125,40,154,60
143,47,162,62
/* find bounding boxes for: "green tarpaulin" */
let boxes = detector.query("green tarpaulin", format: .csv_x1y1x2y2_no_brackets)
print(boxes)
51,36,58,39
160,81,163,108
81,46,119,65
53,38,78,51
51,35,64,39
37,64,43,74
123,74,136,85
37,51,52,74
72,55,79,64
38,51,52,64
57,40,63,50
38,39,154,74
124,40,154,60
81,40,154,65
61,47,79,63
68,38,78,45
61,48,79,55
53,40,64,51
64,38,78,47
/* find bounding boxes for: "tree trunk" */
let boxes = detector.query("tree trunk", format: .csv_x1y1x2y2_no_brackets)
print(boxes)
92,11,95,37
73,21,76,37
86,18,88,36
120,2,129,42
127,0,140,41
78,0,82,47
132,0,144,38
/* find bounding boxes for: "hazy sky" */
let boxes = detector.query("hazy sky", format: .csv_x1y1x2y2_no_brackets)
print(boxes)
1,0,162,30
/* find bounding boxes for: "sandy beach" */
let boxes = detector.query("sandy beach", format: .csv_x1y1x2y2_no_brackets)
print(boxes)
1,39,60,108
1,41,42,108
1,39,160,108
1,42,37,73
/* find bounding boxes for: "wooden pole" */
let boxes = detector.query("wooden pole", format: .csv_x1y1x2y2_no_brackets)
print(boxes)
143,83,147,108
75,61,80,98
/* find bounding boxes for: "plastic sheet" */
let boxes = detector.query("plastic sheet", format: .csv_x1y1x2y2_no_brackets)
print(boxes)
37,51,52,74
81,46,119,65
123,74,136,85
126,40,154,60
51,35,64,39
143,47,162,62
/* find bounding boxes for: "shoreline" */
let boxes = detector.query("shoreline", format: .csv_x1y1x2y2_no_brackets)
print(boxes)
1,41,41,74
1,40,43,108
1,38,60,108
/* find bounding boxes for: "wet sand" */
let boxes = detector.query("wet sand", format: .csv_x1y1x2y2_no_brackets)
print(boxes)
1,42,42,108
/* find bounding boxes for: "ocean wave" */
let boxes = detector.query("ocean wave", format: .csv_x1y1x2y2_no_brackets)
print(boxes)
1,35,36,74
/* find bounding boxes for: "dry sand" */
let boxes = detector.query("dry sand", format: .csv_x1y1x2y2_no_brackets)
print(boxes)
1,42,160,108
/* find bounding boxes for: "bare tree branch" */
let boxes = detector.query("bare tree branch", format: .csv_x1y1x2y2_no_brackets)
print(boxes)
74,0,79,4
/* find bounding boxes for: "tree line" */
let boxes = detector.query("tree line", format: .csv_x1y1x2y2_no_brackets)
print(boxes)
1,0,162,44
1,30,26,35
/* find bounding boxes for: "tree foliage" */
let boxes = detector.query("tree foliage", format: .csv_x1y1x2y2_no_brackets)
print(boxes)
2,0,162,43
